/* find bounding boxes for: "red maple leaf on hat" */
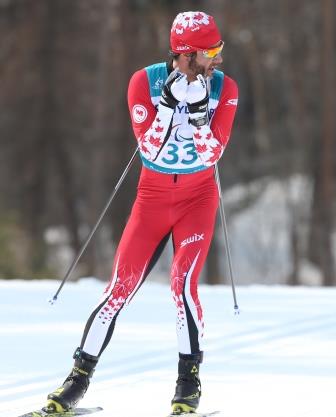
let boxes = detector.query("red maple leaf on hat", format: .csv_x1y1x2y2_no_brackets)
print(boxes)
194,132,202,140
194,12,204,21
155,125,164,132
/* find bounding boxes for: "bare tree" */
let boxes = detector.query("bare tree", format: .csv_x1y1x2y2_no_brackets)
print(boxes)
309,0,335,285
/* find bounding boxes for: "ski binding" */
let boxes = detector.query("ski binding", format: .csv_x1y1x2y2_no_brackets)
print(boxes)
17,406,103,417
167,411,220,417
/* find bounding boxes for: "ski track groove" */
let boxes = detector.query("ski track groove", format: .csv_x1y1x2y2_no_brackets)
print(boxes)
1,284,336,417
206,313,336,354
2,312,335,403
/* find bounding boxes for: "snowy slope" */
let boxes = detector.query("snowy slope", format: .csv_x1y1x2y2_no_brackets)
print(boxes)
0,279,335,417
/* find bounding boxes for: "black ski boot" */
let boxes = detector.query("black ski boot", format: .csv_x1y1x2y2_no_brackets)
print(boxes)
45,348,98,412
171,351,203,414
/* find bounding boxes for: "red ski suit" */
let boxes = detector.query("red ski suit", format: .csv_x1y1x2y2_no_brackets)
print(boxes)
80,63,238,357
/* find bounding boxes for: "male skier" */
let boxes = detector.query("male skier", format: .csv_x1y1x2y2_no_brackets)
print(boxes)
46,11,238,415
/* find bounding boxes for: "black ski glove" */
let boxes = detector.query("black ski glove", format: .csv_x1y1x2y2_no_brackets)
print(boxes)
160,72,188,110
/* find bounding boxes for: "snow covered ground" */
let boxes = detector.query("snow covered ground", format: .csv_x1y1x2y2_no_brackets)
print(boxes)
0,279,335,417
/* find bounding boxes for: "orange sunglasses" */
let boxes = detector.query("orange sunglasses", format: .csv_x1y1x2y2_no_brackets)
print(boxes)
185,40,224,58
202,40,224,58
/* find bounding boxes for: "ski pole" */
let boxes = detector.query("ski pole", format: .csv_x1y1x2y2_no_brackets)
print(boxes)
49,147,139,305
214,164,240,314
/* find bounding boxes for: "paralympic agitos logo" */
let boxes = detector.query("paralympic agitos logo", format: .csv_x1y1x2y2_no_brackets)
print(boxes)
172,124,193,142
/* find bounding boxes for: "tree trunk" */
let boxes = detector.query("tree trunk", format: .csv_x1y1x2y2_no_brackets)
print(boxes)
309,0,335,285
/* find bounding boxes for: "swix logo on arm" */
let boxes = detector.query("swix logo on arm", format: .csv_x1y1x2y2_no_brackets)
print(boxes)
132,104,148,123
180,233,205,247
